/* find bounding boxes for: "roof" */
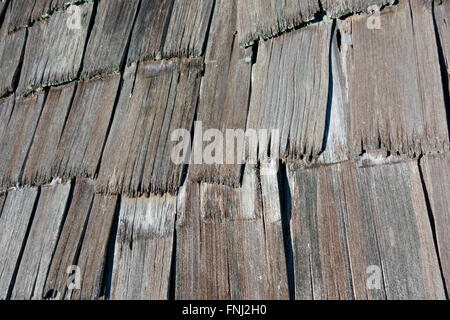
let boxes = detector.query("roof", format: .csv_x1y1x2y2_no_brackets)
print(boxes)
0,0,448,300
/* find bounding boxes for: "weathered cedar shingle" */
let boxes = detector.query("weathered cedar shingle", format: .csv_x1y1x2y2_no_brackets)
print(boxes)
81,0,139,79
434,0,450,89
420,153,450,293
7,0,78,32
287,158,446,299
0,92,46,188
97,58,202,196
0,187,38,299
43,179,117,300
161,0,214,58
111,194,175,300
176,166,288,299
0,20,26,96
23,83,76,186
10,181,71,300
17,4,93,95
52,75,120,180
189,0,252,186
246,21,332,161
342,0,448,155
70,192,117,300
236,0,320,47
322,0,395,17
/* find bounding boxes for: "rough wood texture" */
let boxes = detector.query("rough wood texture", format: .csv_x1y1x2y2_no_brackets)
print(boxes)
288,158,446,299
97,58,202,196
23,83,76,186
161,0,214,58
0,187,38,299
11,181,71,300
17,4,93,95
81,0,139,78
342,0,449,155
7,0,79,32
322,0,395,17
434,0,450,91
236,0,320,47
70,192,117,300
0,92,46,188
420,153,450,292
189,0,252,186
111,194,175,300
52,75,120,180
247,21,332,160
43,180,95,300
0,14,26,96
176,165,288,299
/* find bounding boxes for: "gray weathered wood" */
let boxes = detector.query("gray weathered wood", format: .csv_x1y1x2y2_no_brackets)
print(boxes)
0,16,26,96
52,74,120,180
23,83,76,186
97,58,202,196
11,180,71,300
189,0,252,186
0,92,46,188
43,180,95,300
237,0,320,47
342,0,448,155
17,4,92,95
0,187,38,299
322,0,395,17
288,158,446,299
434,0,450,92
70,192,117,300
176,165,289,299
111,194,175,300
420,153,450,293
247,21,332,160
81,0,140,79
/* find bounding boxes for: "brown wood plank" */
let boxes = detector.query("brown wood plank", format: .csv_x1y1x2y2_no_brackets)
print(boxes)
247,21,332,161
0,187,39,299
23,83,76,186
110,194,175,300
175,165,289,299
343,0,448,155
420,153,450,293
0,92,46,188
97,58,202,196
10,180,71,300
434,0,450,93
322,0,395,17
52,75,120,180
17,4,93,95
189,0,252,186
81,0,140,78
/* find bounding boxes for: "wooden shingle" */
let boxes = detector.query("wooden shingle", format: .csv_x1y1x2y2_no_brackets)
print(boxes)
189,0,252,186
322,0,395,17
111,194,176,300
247,21,332,160
175,165,288,299
23,83,76,186
81,0,140,79
52,75,120,180
10,181,71,300
0,187,38,299
287,158,446,299
342,0,448,155
0,92,46,188
17,4,93,95
97,58,202,196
